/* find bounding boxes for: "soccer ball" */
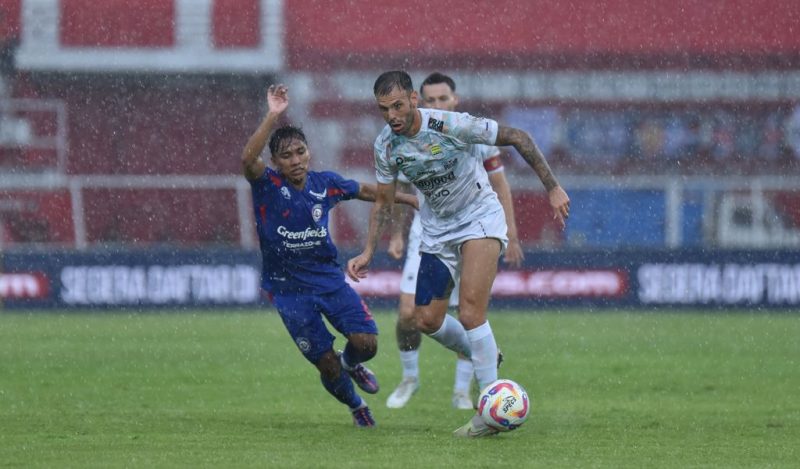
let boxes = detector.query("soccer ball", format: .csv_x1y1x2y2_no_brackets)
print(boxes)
477,379,531,431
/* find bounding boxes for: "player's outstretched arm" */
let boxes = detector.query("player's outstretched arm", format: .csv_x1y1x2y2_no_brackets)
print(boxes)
241,84,289,180
387,180,416,260
347,182,397,282
488,169,524,267
496,125,570,228
357,182,418,209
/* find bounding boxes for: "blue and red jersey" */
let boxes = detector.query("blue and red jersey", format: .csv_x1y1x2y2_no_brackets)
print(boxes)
250,167,359,295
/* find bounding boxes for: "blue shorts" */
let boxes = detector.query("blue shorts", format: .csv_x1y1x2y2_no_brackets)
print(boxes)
415,252,455,306
270,284,377,364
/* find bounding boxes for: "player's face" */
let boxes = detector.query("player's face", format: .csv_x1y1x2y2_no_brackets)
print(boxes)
376,86,419,136
271,138,310,187
420,82,458,112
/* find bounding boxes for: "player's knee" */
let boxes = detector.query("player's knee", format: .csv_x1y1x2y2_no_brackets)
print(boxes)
398,297,415,322
459,314,483,330
315,350,341,380
458,287,481,308
458,306,486,330
349,333,378,360
397,311,417,332
414,310,441,334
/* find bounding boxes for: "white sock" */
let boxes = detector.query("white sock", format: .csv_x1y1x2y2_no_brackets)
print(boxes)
339,353,353,371
349,397,366,412
453,358,473,394
399,350,419,380
428,314,471,358
466,321,498,390
471,413,489,429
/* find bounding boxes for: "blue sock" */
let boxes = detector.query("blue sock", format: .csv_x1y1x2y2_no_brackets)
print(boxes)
342,341,375,368
321,368,363,410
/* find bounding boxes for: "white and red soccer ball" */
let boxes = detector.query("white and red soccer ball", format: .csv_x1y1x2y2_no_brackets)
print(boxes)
477,379,531,431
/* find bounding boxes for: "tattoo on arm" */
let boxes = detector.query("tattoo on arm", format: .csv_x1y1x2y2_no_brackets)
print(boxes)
367,202,392,253
389,181,414,236
364,183,396,254
496,126,559,192
357,183,377,202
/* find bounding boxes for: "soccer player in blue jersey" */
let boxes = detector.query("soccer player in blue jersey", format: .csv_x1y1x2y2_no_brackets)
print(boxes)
347,71,569,437
242,83,418,428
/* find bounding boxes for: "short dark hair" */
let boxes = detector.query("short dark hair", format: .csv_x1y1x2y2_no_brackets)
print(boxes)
373,71,414,97
269,125,307,155
420,72,456,94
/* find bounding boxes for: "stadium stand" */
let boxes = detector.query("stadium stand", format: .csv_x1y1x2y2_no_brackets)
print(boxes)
1,0,800,249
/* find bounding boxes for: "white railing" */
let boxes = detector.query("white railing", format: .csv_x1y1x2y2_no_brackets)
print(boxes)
509,174,800,249
0,173,255,250
2,173,800,250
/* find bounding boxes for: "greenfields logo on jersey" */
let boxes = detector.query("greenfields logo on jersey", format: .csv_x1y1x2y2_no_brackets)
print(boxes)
430,144,442,156
276,225,328,240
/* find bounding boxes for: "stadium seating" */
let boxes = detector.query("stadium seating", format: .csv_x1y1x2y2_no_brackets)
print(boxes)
2,0,800,249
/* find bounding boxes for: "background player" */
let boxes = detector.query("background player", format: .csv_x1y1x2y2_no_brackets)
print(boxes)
385,72,524,410
242,83,417,427
347,71,569,437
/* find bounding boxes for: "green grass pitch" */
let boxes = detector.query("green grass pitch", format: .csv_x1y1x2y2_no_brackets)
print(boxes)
1,309,799,468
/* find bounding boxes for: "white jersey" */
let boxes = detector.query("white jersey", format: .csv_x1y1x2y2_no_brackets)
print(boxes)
398,142,504,256
396,144,503,184
399,144,505,301
375,109,503,237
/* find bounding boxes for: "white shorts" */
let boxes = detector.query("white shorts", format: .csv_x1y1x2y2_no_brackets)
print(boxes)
400,214,459,306
420,207,508,286
399,214,423,295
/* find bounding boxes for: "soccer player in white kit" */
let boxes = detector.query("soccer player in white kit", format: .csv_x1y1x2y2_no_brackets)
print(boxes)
385,73,524,410
347,71,570,437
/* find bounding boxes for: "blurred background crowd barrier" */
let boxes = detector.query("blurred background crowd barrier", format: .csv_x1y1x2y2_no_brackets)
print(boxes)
1,0,800,308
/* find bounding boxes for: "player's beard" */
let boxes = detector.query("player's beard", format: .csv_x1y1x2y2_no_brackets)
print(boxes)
389,120,405,133
392,113,414,135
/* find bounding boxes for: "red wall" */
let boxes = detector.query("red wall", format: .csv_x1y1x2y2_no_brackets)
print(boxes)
24,76,262,176
9,1,800,67
58,0,262,49
82,188,240,244
60,0,175,47
285,0,800,69
0,190,74,244
213,0,260,48
0,0,19,42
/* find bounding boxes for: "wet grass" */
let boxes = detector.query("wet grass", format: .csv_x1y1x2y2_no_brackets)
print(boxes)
1,310,798,468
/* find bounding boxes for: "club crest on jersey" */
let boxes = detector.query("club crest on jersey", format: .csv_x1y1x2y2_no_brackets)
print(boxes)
428,118,444,132
281,186,291,200
312,204,323,223
295,337,311,353
430,144,442,156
